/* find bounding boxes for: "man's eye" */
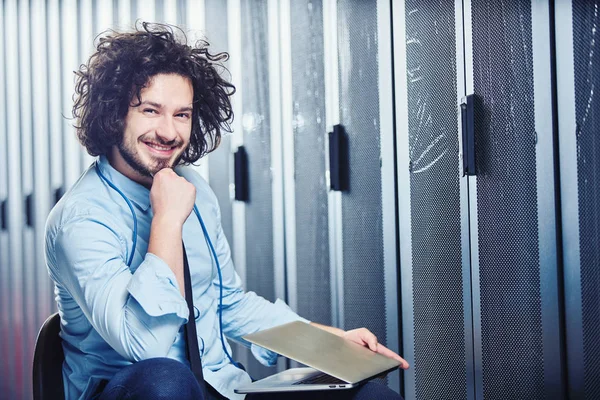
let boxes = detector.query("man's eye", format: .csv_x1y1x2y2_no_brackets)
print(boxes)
177,113,191,119
144,109,157,114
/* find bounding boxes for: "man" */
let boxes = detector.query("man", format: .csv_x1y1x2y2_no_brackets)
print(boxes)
45,22,408,400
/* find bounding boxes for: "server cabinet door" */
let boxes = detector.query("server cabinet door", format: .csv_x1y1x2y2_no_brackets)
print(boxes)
236,0,284,380
335,0,400,392
31,0,54,344
18,3,38,395
283,0,332,329
204,0,248,371
556,1,600,399
465,0,565,398
394,0,475,399
206,0,234,262
4,1,26,396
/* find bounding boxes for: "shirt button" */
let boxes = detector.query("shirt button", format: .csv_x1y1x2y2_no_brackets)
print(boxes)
194,306,200,320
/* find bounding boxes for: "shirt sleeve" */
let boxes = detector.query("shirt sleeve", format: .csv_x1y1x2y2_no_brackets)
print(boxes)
48,210,189,362
209,200,310,366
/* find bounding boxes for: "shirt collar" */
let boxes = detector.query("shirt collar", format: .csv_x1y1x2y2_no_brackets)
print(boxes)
96,155,152,211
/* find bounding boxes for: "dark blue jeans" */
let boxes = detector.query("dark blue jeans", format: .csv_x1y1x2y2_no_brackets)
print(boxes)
97,358,208,400
97,357,402,400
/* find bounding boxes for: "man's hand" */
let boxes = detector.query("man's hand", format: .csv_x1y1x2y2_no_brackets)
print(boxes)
343,328,409,369
150,168,196,225
148,168,196,297
310,322,410,369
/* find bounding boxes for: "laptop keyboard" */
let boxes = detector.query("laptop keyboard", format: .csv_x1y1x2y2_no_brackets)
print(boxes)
293,372,347,385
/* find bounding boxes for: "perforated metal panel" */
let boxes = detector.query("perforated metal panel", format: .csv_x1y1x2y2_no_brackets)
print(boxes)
290,0,331,326
471,1,544,398
573,1,600,397
0,3,9,395
404,1,468,399
337,0,386,348
241,0,275,380
206,0,234,247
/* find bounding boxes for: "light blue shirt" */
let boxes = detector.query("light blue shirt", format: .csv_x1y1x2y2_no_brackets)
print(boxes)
45,156,308,400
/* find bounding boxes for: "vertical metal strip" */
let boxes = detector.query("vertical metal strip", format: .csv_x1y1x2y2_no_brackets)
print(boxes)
117,0,132,29
226,0,248,369
185,0,207,57
186,0,209,181
377,0,400,393
461,1,483,399
61,0,81,189
531,1,566,398
267,0,284,301
277,0,295,310
79,0,96,170
31,0,52,328
454,1,476,399
185,1,206,61
18,1,36,395
163,0,178,24
392,1,414,398
554,1,583,398
227,0,246,289
323,0,343,330
97,0,114,36
5,0,24,396
0,2,11,395
137,0,156,23
267,0,287,373
155,0,164,21
48,0,64,223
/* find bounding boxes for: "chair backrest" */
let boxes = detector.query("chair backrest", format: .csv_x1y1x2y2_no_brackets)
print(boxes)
33,312,65,400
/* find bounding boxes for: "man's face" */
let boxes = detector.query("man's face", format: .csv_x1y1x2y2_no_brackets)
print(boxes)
113,73,194,182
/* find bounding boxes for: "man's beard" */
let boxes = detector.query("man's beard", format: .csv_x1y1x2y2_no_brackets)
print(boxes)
118,137,183,177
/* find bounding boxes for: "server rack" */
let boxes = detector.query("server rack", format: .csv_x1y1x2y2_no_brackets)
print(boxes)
283,0,332,332
467,1,563,398
328,0,400,391
395,0,565,399
222,0,289,380
394,0,474,398
556,1,600,399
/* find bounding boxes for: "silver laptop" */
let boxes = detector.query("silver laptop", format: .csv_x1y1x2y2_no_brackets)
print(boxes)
234,321,400,394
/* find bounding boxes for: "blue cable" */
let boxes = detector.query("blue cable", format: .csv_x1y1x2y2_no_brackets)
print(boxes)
95,163,241,369
193,204,243,369
95,163,138,267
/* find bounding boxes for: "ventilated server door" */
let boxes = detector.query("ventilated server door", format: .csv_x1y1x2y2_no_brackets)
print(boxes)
394,0,475,399
465,0,564,398
556,1,600,399
395,0,565,399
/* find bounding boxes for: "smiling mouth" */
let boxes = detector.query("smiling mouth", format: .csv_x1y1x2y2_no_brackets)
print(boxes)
144,141,178,156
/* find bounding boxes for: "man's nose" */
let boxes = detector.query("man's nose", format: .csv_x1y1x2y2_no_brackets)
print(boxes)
156,117,178,142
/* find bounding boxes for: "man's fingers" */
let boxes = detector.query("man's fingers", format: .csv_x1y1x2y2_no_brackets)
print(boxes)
360,329,378,352
344,328,410,369
376,343,410,369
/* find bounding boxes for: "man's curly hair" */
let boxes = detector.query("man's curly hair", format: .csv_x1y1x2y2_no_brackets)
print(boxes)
72,22,235,163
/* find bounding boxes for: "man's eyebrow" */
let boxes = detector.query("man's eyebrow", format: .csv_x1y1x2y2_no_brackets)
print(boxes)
140,101,163,109
139,101,193,113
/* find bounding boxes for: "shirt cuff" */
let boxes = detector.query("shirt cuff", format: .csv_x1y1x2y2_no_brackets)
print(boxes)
251,299,311,366
127,253,189,321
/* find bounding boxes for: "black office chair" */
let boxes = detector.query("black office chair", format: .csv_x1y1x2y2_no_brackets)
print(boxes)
33,312,65,400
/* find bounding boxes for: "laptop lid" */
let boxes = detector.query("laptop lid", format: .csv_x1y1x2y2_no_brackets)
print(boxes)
242,321,400,384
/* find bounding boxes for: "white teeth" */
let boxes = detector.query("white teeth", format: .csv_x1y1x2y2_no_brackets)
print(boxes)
146,143,173,151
